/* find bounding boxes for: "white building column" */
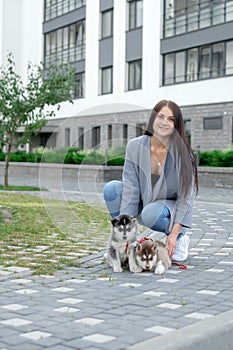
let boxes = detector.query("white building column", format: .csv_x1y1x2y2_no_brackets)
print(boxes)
85,0,100,104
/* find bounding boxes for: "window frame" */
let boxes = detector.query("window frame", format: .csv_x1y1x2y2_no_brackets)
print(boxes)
162,40,232,86
101,66,113,95
101,8,113,39
128,0,143,31
128,59,142,91
203,116,223,130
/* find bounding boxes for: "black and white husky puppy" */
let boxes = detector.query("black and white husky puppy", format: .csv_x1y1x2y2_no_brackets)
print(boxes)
106,215,143,273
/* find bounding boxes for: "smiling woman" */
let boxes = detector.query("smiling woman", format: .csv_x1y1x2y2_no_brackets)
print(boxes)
104,99,198,263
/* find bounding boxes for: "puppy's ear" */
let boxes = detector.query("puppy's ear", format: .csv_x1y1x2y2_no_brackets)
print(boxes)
152,243,158,251
111,218,118,226
131,217,137,225
136,243,142,252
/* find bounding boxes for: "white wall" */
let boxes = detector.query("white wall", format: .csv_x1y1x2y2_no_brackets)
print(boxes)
1,0,43,81
0,0,3,65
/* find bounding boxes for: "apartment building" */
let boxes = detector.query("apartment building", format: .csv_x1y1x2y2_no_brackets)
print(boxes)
1,0,233,152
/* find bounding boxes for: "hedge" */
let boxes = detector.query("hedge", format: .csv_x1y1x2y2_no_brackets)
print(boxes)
199,149,233,167
0,147,232,167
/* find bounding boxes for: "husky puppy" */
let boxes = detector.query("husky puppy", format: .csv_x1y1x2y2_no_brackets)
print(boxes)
107,215,143,273
135,239,171,275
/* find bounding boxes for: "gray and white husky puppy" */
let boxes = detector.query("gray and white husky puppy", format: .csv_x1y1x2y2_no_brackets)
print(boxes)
135,239,171,275
106,214,143,273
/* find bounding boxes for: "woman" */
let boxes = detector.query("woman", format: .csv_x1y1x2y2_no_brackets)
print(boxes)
103,100,198,261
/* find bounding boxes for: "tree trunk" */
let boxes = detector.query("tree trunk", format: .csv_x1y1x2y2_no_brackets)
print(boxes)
4,141,12,188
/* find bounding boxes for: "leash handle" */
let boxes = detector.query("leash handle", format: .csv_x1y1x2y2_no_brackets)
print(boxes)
172,261,188,270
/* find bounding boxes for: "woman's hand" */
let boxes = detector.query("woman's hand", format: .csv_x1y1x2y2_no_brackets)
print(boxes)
165,223,182,259
165,234,177,259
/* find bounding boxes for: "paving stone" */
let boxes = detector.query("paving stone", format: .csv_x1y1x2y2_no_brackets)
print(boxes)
0,185,233,349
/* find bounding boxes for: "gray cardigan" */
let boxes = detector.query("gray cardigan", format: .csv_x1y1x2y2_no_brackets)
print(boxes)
119,135,195,233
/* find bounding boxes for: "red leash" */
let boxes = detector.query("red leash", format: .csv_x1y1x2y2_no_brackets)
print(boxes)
124,242,129,254
172,261,188,270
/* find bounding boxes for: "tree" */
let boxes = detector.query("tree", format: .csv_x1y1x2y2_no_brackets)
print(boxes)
0,53,76,187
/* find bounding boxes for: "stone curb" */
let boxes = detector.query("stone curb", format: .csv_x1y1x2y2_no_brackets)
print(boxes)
128,308,233,350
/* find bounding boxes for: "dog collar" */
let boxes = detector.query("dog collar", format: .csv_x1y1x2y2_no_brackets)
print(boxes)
137,237,154,244
124,242,129,254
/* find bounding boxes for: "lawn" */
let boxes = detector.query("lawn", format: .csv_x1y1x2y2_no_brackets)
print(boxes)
0,193,110,275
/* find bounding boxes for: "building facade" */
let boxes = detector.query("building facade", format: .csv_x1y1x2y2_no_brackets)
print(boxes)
1,0,233,152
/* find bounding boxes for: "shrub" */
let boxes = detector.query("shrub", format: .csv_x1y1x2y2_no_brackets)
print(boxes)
223,149,233,167
72,153,86,164
199,149,233,167
81,150,105,165
106,145,126,166
0,151,5,161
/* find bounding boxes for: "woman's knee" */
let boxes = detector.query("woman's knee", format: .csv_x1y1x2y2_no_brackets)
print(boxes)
103,180,122,202
141,202,170,228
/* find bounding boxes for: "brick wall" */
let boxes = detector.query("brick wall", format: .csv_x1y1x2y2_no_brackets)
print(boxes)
0,163,232,188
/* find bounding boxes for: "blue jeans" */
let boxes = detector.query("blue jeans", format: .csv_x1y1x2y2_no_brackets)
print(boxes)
103,180,171,235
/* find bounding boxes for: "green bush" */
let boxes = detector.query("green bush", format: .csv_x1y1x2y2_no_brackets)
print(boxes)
223,149,233,167
0,151,5,161
9,151,37,163
72,153,86,164
200,149,233,167
107,157,125,166
1,145,232,167
106,145,126,165
81,150,105,165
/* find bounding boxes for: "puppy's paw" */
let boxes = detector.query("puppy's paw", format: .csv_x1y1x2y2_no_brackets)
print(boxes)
113,266,123,273
154,261,165,275
130,265,143,273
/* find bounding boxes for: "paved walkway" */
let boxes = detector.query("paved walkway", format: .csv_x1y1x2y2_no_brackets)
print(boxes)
1,177,233,349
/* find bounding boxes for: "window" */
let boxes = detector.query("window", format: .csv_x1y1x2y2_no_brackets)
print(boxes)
184,119,191,145
44,20,85,67
204,117,223,130
128,60,142,90
200,46,211,79
65,128,70,147
123,124,128,145
101,67,113,94
226,0,233,21
74,72,85,99
163,0,233,38
187,48,198,81
136,123,146,137
226,40,233,75
163,40,232,85
199,0,211,29
187,0,199,31
164,54,174,85
101,9,113,38
44,0,86,21
108,125,112,148
92,126,101,149
40,133,56,148
78,127,84,150
129,0,143,30
175,52,185,83
212,43,224,78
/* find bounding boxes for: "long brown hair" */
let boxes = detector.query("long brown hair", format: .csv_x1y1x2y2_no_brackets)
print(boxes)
145,100,198,196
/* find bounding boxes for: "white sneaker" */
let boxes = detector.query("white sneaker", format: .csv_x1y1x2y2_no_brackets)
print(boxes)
172,234,190,261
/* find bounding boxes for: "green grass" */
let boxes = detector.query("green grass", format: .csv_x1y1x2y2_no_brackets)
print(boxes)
0,185,45,191
0,193,110,275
